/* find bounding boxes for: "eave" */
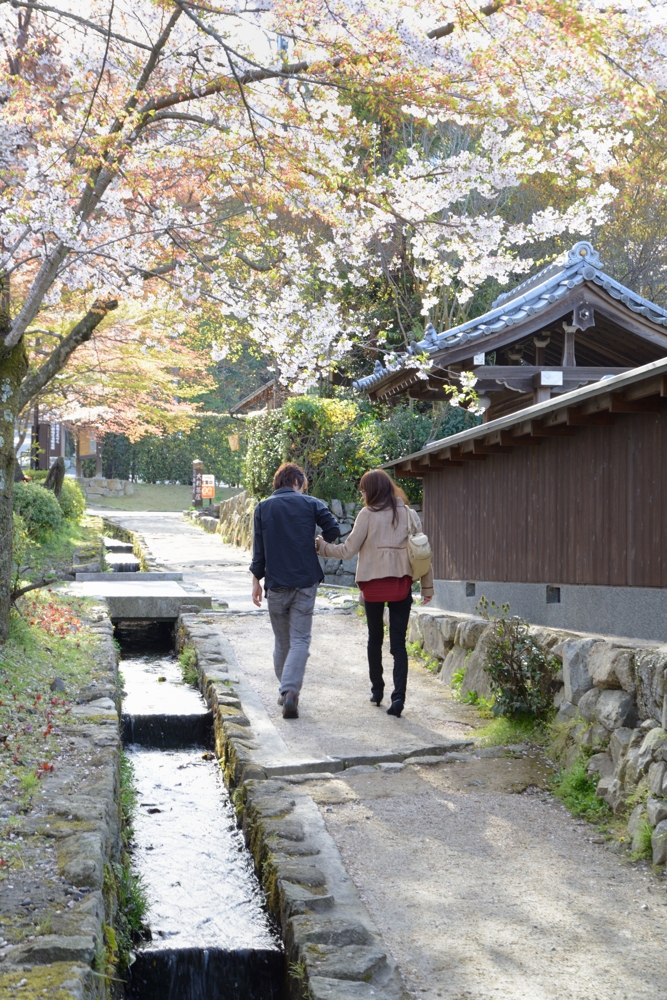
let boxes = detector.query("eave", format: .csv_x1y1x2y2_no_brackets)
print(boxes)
385,358,667,478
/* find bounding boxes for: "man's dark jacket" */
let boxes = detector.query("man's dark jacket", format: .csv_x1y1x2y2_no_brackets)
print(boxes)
249,488,341,590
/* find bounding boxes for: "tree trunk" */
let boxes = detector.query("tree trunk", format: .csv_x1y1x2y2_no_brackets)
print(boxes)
0,340,29,643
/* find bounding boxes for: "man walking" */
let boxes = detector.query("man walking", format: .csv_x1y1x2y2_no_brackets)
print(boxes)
250,462,341,719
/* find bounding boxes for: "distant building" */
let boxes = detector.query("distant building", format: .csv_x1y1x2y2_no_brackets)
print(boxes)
228,378,287,416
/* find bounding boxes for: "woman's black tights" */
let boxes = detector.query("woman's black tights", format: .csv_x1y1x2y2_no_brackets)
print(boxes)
364,593,413,705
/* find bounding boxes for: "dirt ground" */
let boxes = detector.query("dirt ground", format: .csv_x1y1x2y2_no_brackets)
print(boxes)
112,514,667,1000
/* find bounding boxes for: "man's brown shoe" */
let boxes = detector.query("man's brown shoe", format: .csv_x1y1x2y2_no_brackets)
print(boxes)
283,691,299,719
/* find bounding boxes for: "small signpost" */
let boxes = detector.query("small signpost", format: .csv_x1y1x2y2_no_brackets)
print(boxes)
201,474,215,504
192,459,203,508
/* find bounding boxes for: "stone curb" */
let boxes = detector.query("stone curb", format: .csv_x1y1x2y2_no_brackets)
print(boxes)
2,608,122,1000
178,611,413,1000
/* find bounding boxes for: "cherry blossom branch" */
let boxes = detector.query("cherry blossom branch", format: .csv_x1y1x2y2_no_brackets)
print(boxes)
3,0,154,50
3,8,183,352
236,251,286,272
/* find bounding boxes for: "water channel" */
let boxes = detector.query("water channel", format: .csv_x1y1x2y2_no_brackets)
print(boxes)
117,621,284,1000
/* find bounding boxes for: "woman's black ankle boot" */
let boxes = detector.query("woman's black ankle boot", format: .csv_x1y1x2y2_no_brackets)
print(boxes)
386,700,403,717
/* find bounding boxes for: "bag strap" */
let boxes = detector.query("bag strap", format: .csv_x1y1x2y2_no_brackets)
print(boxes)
405,505,418,536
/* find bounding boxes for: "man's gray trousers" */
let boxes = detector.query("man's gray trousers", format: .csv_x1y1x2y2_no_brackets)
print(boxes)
267,584,318,695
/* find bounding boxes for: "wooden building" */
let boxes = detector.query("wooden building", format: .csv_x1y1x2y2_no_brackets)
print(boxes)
385,358,667,641
354,241,667,422
367,243,667,641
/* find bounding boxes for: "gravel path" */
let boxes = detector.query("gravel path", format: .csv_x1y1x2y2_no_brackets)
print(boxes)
111,512,667,999
309,765,667,1000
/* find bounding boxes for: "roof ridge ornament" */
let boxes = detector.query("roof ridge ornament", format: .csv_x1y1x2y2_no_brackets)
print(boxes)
566,241,602,269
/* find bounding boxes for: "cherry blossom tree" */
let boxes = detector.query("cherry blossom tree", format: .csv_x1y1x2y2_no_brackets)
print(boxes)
0,0,664,636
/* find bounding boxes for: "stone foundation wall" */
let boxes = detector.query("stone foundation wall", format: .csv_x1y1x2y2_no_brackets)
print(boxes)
76,476,135,499
410,606,667,862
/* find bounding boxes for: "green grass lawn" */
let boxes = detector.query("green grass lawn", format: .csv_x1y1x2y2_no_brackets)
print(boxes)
86,483,241,512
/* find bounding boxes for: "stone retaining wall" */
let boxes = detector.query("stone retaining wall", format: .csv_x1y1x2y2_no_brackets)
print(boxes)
188,491,368,585
2,607,122,999
76,477,135,499
410,606,667,861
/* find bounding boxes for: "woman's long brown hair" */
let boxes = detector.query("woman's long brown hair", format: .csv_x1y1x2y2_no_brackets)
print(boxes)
359,469,407,526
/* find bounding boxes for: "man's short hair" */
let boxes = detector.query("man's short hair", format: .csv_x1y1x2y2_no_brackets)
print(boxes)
273,462,308,491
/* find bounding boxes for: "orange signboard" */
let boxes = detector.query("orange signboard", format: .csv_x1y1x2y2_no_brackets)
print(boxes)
201,474,215,499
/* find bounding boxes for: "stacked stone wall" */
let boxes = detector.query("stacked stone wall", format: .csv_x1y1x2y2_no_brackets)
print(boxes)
76,476,135,499
410,607,667,862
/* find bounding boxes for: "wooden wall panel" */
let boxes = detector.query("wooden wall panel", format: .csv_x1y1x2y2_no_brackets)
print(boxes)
423,411,667,587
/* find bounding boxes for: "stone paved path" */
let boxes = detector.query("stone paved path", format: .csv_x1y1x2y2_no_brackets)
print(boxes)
110,511,667,1000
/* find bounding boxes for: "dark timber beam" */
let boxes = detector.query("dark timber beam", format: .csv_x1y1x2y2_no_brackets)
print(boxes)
609,393,663,414
530,421,576,437
566,407,615,426
499,432,542,447
451,447,487,461
472,440,514,455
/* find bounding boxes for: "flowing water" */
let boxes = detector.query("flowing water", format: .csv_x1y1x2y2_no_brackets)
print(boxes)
119,645,284,1000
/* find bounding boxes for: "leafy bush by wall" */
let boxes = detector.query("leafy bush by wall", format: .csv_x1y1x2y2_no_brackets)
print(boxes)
477,597,559,717
242,411,286,498
13,481,64,539
243,398,381,501
58,478,86,521
242,397,481,502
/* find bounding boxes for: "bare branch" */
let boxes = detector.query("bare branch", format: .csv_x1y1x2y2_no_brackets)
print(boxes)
11,573,71,602
236,250,286,272
148,110,228,128
427,1,503,39
3,0,154,50
70,0,115,150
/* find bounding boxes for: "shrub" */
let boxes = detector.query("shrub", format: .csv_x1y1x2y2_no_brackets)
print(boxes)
243,410,286,498
12,513,27,587
13,481,63,539
552,758,609,822
477,596,559,718
58,478,86,521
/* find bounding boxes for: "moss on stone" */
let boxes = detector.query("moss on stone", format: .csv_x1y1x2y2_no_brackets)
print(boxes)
0,961,91,999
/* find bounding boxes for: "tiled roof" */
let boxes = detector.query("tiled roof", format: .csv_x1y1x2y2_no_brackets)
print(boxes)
353,241,667,392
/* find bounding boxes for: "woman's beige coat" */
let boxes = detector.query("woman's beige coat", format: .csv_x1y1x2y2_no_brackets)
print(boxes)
318,499,434,597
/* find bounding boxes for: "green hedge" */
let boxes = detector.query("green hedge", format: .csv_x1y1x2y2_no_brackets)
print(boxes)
101,417,245,485
243,398,381,501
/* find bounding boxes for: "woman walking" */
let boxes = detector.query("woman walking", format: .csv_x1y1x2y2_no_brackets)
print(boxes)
317,469,433,717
